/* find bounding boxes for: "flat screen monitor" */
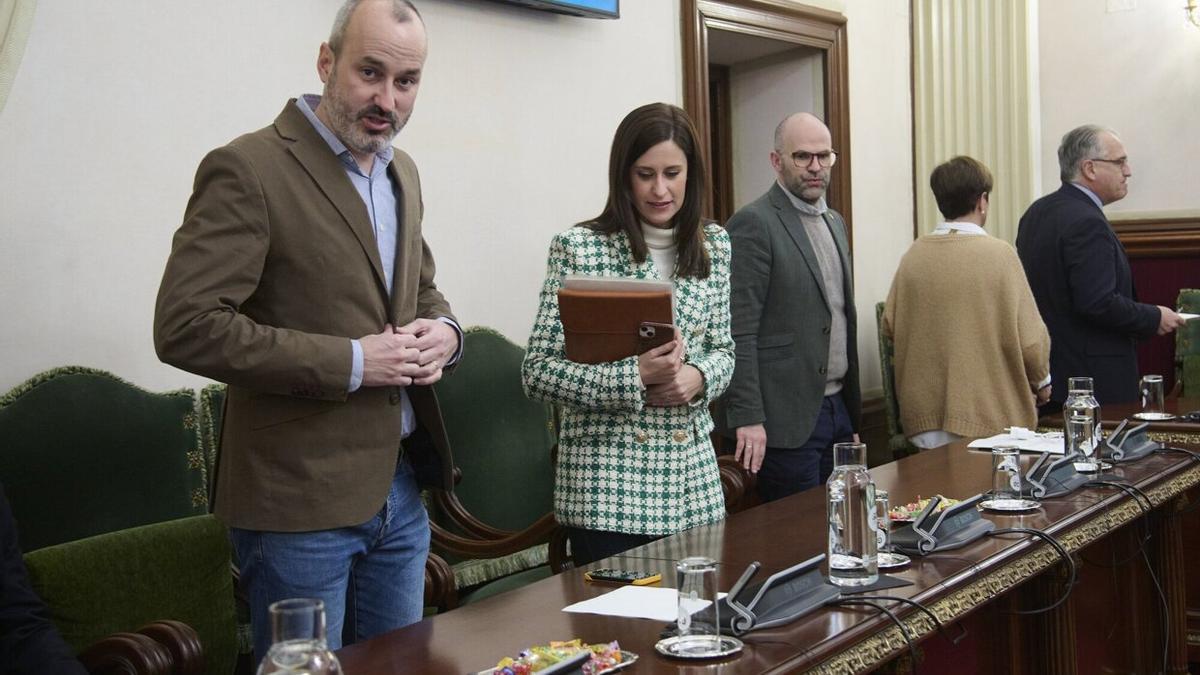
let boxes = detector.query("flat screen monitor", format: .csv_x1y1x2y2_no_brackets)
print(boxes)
489,0,619,19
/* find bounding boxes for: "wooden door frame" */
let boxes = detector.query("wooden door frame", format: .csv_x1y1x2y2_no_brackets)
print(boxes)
708,64,735,224
682,0,852,235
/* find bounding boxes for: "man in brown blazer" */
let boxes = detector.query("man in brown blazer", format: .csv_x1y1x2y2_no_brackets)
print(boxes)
153,0,458,659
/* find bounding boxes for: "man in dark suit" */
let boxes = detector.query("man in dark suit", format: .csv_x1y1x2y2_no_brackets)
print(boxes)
0,483,87,674
1016,124,1184,407
719,112,860,501
154,0,460,659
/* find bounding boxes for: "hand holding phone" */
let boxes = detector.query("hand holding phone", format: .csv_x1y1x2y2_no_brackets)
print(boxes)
583,567,662,586
637,321,676,354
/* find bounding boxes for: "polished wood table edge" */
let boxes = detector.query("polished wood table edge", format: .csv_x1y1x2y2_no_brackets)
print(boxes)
801,460,1200,674
1035,425,1200,446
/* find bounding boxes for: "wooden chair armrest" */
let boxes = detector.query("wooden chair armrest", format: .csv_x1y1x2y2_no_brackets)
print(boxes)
135,621,203,675
425,551,459,612
717,455,756,514
80,631,172,675
429,490,515,540
81,619,204,675
429,513,559,559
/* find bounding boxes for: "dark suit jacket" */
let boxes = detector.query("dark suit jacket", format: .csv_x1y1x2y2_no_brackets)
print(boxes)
154,101,456,532
1015,183,1158,406
718,183,861,448
0,484,87,675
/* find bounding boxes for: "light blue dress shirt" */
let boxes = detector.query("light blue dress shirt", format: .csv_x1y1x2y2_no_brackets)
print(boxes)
1069,182,1104,210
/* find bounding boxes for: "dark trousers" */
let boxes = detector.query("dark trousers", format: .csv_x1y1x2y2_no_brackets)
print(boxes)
756,393,855,502
565,527,661,567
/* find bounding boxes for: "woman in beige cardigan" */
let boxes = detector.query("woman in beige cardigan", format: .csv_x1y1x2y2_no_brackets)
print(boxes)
882,156,1051,449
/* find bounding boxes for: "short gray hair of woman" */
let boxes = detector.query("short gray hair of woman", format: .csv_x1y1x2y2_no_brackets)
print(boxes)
1057,124,1116,183
328,0,422,57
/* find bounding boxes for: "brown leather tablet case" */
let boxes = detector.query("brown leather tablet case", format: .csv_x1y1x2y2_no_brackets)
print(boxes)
558,287,672,363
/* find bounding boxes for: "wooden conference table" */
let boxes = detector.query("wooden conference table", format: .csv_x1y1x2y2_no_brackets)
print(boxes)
337,438,1200,674
1039,396,1200,441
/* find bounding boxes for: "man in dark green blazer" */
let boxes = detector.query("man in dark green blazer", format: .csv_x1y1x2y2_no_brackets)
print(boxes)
153,0,459,659
719,112,861,501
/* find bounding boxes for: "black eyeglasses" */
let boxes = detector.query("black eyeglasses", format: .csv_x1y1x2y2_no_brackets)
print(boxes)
1088,156,1128,169
790,150,838,169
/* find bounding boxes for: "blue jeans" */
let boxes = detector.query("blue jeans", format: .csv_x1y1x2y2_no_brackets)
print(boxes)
231,459,430,662
757,393,855,502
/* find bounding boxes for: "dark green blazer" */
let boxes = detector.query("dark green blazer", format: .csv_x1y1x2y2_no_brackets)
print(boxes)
154,101,456,532
717,182,861,448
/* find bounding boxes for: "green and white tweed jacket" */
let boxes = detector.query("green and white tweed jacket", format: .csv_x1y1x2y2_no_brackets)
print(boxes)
521,223,735,535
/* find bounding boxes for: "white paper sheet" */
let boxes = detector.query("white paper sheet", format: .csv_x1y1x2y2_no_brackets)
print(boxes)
1179,312,1199,321
562,585,724,621
967,430,1065,454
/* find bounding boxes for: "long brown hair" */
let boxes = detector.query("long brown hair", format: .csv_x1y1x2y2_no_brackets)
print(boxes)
581,103,712,279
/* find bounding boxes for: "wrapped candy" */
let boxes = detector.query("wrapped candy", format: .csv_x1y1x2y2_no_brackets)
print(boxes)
489,639,626,674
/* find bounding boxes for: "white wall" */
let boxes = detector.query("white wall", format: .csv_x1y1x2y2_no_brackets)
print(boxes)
729,47,825,207
1038,0,1200,216
0,0,681,392
0,0,911,396
729,47,824,209
842,0,914,395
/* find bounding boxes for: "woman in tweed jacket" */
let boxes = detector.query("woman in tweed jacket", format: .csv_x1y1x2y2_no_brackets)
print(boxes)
521,103,735,565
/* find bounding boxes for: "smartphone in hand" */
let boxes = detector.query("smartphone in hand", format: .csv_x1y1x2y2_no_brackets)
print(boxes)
637,322,675,354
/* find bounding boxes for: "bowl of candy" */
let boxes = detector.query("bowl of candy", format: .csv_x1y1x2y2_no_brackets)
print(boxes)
888,495,960,523
481,639,636,674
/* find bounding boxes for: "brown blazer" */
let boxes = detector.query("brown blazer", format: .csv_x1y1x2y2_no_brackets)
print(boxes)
154,101,456,532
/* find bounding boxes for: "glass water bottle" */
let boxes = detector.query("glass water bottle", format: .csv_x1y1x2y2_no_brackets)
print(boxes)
256,598,342,675
827,442,879,587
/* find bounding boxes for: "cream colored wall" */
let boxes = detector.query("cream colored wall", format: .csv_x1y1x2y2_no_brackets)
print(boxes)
729,48,824,210
0,0,680,392
0,0,911,397
841,0,914,396
1038,0,1200,216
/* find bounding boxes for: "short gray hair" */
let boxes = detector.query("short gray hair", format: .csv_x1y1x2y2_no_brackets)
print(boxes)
328,0,421,56
1058,124,1114,183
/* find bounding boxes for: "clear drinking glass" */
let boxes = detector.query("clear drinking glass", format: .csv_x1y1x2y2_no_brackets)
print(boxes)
826,442,878,587
256,598,342,675
1066,413,1099,472
674,556,722,656
990,444,1024,506
1140,374,1166,419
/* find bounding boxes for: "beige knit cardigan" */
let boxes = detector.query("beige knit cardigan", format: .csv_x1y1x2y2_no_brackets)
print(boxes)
882,234,1050,439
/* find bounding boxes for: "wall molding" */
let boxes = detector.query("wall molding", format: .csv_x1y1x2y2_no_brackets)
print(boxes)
1111,214,1200,258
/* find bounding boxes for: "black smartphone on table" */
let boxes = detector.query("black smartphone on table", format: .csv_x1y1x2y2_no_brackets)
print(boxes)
583,567,662,585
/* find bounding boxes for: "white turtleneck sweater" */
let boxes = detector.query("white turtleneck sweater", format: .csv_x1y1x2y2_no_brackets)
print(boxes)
641,222,678,280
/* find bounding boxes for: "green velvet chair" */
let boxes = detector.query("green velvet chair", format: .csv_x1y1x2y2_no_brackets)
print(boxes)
0,367,208,552
876,302,916,459
24,514,239,675
1176,289,1200,398
198,383,226,505
427,327,564,606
